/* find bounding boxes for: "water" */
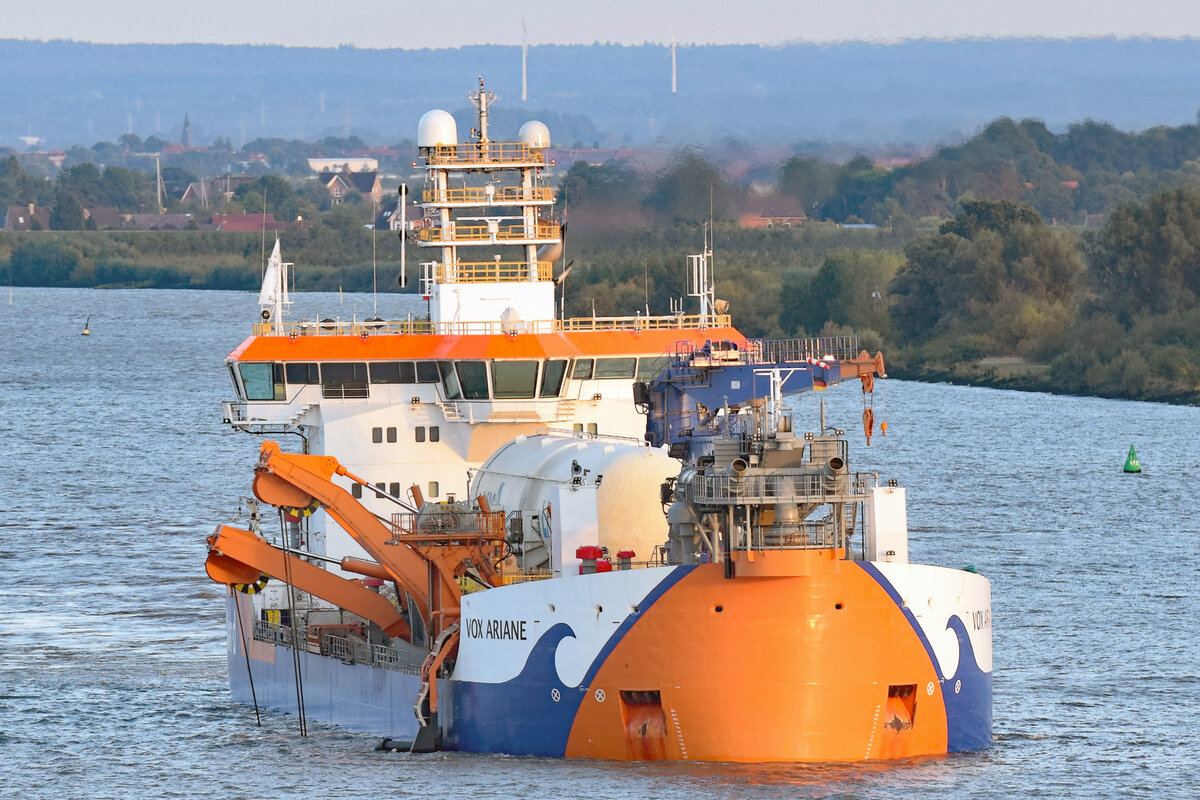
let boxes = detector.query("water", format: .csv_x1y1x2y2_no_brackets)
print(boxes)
1,287,1197,799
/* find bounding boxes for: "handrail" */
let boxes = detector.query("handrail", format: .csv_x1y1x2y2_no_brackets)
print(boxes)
423,141,546,167
250,313,735,338
422,186,554,204
416,220,561,244
687,471,874,505
427,260,555,283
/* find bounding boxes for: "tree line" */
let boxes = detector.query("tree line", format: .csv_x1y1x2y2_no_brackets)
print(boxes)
6,115,1200,402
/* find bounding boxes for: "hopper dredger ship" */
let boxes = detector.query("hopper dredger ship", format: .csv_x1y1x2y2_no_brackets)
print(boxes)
205,80,992,761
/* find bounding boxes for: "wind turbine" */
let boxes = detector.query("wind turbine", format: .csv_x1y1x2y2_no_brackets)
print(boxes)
522,20,528,101
670,31,677,94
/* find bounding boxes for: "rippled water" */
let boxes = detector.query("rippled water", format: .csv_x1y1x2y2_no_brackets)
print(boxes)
1,287,1197,799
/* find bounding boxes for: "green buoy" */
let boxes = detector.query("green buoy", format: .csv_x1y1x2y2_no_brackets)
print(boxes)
1124,444,1142,473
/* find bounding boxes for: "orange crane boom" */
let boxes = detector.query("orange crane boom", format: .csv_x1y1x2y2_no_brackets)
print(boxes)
248,441,464,635
205,524,411,639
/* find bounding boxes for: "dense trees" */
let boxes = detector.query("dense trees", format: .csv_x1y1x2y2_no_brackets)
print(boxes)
1085,187,1200,320
889,200,1082,357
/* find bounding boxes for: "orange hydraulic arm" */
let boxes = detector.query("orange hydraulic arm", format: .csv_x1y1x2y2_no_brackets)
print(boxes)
249,441,462,633
205,525,411,639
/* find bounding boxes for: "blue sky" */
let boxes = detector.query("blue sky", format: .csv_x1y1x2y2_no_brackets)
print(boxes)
4,0,1200,47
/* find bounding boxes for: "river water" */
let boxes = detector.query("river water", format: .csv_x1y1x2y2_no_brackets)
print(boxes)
1,287,1196,799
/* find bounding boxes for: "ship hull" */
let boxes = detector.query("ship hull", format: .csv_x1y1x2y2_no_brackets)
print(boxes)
445,558,991,761
224,557,991,761
224,594,424,741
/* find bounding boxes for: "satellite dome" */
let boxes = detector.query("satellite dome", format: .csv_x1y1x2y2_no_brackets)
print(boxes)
518,120,551,150
418,110,458,148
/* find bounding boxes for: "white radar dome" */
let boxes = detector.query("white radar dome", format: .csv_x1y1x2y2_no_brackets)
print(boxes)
518,120,551,150
418,110,458,148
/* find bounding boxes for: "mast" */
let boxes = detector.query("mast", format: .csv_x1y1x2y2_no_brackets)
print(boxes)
414,77,559,331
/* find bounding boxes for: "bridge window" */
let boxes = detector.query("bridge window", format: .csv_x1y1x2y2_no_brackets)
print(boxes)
540,359,568,397
428,481,440,498
594,357,636,379
370,361,416,384
492,360,538,399
239,363,284,400
455,361,489,400
286,362,320,384
571,358,594,380
387,427,397,443
351,483,363,499
322,362,369,398
429,425,440,442
416,361,441,383
438,361,462,400
227,364,243,399
637,356,673,382
416,426,425,442
389,482,401,497
372,427,383,443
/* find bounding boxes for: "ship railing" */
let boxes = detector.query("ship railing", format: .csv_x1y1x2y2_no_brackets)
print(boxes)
559,313,734,332
687,470,874,505
321,382,369,400
222,400,248,423
422,186,554,205
735,519,842,550
387,508,508,547
755,336,862,363
416,220,561,244
503,569,553,584
252,619,303,648
321,632,424,672
251,313,734,338
253,618,424,673
422,141,546,167
439,398,578,424
423,259,555,283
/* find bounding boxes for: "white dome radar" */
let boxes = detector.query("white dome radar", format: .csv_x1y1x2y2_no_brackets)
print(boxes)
518,120,551,150
418,110,458,148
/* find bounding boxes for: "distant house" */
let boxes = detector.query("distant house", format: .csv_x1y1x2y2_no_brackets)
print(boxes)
739,213,807,229
737,193,808,229
84,207,123,230
181,175,259,207
211,213,289,232
308,157,378,173
4,204,50,231
318,169,382,205
1083,214,1107,229
126,213,194,230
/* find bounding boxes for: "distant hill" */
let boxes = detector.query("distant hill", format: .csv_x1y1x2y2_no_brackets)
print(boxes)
4,38,1200,151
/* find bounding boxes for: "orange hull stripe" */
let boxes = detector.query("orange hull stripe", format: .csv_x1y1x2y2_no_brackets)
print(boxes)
228,327,746,362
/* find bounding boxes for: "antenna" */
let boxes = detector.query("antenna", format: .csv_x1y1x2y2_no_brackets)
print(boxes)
522,20,528,101
687,221,715,325
398,184,408,289
469,77,496,143
372,198,378,316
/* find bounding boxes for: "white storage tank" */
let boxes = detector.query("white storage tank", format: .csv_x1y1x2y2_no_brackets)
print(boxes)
472,433,676,574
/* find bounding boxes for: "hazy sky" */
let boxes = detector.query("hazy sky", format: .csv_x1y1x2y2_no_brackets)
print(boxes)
5,0,1200,47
